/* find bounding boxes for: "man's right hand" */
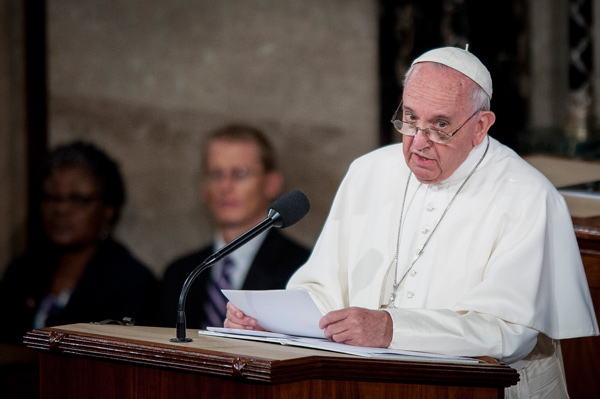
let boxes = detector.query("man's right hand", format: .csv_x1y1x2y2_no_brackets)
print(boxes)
224,301,267,331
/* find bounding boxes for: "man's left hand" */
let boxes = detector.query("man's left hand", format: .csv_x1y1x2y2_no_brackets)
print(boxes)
319,307,393,348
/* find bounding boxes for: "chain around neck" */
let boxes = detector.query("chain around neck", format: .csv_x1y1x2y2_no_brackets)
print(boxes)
386,136,490,308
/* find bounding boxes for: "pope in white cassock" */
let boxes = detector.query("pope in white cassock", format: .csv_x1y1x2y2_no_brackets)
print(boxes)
225,47,599,398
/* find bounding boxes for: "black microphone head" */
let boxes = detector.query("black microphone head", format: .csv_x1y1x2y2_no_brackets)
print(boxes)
269,190,310,228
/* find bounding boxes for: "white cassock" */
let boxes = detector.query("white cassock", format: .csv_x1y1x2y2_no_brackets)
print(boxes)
287,136,598,398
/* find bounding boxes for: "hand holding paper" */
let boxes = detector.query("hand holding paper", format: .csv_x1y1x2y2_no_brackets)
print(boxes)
225,301,266,331
222,289,325,338
319,307,393,348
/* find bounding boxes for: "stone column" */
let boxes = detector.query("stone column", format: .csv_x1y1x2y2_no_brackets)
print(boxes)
565,0,594,151
592,0,600,131
0,1,28,277
528,0,570,130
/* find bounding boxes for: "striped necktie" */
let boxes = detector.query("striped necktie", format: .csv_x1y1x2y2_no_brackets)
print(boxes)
203,257,235,328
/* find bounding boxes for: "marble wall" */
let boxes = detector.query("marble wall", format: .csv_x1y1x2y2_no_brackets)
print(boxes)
46,0,379,276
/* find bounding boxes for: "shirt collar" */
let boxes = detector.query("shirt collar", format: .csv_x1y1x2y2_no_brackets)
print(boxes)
214,229,269,267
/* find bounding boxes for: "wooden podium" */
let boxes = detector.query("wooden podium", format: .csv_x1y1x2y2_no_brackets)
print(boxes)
24,323,518,399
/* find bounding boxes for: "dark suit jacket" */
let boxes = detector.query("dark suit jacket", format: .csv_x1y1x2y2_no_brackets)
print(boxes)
0,239,159,344
155,229,310,328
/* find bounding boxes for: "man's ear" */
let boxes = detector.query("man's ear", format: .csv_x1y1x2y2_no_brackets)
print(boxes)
264,171,284,200
472,110,496,146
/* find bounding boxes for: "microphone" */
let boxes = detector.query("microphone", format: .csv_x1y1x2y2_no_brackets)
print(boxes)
170,190,310,342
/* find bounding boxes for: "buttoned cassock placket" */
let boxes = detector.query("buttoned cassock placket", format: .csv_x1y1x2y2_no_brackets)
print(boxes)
384,182,449,309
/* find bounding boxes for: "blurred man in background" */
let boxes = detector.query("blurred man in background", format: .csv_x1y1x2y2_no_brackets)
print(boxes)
156,124,310,329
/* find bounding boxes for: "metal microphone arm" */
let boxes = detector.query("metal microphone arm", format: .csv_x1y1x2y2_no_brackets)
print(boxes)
170,213,280,342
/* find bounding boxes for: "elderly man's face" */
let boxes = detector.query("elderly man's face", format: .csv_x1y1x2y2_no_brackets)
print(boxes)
401,63,492,184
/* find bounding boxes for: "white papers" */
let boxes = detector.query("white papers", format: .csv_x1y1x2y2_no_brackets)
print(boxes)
209,289,483,364
221,289,324,338
201,327,481,364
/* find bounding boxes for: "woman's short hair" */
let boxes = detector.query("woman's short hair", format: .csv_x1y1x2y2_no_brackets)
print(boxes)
39,140,126,224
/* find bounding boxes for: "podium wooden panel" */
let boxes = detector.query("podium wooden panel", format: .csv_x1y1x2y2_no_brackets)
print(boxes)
24,324,518,399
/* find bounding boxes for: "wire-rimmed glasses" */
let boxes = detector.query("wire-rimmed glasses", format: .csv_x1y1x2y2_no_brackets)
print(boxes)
391,103,480,145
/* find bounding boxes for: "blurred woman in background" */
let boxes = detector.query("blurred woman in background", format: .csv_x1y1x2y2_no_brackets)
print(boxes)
0,141,158,344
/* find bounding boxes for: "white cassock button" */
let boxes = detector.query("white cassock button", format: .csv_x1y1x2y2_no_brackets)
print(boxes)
431,185,439,192
410,270,417,277
426,205,434,212
421,227,429,234
407,291,414,298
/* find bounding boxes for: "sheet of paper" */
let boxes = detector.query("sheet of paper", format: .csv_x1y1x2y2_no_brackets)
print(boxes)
222,289,325,338
199,328,481,364
286,336,479,362
206,327,292,340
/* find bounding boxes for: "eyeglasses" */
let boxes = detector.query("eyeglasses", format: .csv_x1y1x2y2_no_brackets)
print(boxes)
206,167,261,184
390,103,480,145
42,193,101,208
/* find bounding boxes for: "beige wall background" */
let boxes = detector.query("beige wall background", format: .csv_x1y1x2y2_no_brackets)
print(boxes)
46,0,380,277
5,0,590,279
